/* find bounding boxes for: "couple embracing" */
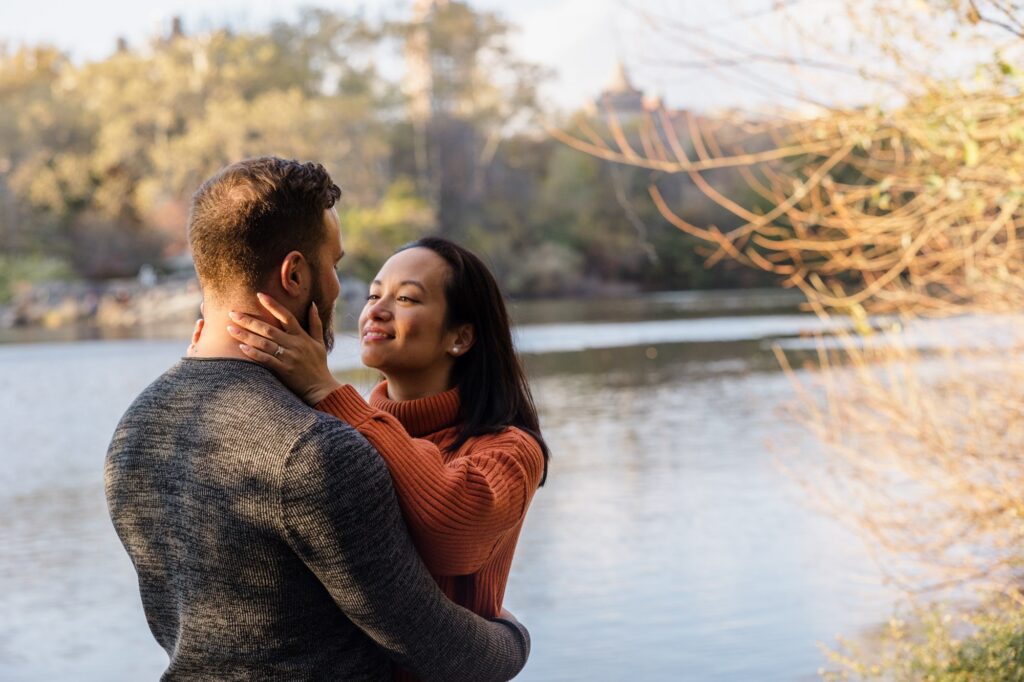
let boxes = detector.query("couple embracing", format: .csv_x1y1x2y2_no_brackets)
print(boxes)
105,156,549,681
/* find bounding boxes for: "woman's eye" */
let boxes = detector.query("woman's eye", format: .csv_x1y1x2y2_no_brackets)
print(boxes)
366,294,380,301
397,296,419,303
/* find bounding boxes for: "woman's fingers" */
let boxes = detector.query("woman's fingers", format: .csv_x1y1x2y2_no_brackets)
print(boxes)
308,302,323,342
190,318,204,346
256,292,300,331
238,342,284,368
228,310,287,345
226,323,282,357
187,318,204,356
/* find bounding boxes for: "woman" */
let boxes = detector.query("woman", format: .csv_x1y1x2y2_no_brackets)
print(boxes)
222,236,548,677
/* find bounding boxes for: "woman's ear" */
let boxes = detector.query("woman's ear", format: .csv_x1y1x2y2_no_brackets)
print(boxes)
448,324,475,357
278,250,308,298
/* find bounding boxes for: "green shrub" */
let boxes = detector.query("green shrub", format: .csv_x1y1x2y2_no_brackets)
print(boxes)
821,600,1024,681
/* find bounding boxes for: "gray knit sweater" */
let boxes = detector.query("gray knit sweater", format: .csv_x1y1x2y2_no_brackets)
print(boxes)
105,358,530,681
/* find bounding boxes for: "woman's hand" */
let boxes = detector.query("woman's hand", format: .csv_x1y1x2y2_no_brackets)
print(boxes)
226,292,342,405
186,318,204,356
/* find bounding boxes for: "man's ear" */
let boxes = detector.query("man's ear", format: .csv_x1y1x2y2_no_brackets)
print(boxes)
448,324,475,357
277,250,308,298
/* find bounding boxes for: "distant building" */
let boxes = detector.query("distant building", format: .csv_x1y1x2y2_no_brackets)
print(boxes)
587,61,661,124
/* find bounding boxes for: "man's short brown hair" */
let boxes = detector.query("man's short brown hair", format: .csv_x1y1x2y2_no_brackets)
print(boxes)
188,157,341,299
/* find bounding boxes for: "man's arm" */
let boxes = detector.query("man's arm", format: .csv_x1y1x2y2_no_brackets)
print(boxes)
316,384,546,575
278,418,530,682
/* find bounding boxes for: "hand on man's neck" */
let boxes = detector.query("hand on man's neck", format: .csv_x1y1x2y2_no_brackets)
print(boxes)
190,295,279,360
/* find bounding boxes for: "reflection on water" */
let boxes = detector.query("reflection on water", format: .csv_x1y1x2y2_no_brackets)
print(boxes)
510,366,891,681
0,294,895,681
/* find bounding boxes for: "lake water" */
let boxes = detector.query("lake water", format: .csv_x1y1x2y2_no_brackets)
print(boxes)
0,290,898,681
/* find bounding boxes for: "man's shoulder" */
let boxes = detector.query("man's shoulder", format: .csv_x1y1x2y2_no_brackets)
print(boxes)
121,358,311,426
109,359,335,461
107,358,385,478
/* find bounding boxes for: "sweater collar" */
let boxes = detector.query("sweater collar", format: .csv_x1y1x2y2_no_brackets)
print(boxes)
369,380,460,437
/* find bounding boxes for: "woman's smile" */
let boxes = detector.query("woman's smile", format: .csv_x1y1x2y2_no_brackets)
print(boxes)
361,325,394,342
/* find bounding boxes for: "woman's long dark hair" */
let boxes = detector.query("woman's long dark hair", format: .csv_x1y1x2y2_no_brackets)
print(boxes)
398,236,549,484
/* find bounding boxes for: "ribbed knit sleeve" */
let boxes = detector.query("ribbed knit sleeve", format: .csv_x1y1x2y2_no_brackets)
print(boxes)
316,384,545,576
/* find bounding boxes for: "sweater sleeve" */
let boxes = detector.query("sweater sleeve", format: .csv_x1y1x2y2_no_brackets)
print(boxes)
279,417,530,682
316,384,545,576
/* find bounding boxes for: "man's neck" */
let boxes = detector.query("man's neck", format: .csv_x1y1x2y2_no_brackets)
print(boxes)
191,299,279,360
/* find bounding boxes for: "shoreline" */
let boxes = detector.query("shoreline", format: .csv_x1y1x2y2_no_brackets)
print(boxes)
1,275,804,334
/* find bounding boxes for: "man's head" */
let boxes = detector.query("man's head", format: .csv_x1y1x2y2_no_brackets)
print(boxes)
188,157,343,349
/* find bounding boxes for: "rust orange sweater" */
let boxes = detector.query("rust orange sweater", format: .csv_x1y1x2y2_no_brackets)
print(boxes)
315,380,545,620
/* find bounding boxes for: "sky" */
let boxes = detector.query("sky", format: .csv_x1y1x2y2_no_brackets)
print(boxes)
0,1,1001,115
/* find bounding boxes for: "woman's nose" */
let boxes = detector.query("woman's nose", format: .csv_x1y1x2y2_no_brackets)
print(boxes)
369,301,392,320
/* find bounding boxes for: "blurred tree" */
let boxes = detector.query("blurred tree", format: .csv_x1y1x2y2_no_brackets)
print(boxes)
0,11,393,280
0,46,90,263
337,178,435,282
0,4,774,302
390,0,549,236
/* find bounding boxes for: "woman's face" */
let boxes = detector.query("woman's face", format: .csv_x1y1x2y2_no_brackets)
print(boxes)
358,247,464,378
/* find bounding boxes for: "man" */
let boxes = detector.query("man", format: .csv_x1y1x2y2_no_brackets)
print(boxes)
105,157,530,681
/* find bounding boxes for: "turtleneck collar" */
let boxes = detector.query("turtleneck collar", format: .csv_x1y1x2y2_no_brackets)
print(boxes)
369,380,461,437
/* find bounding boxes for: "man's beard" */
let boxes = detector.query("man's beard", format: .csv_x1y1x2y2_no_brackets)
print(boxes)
306,276,335,352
